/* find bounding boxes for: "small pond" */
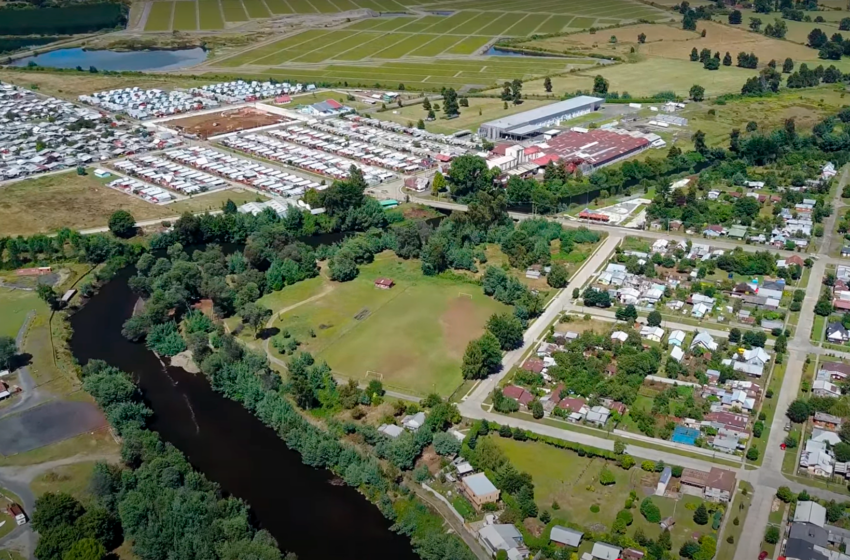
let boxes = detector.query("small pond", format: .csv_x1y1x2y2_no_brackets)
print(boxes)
12,47,207,71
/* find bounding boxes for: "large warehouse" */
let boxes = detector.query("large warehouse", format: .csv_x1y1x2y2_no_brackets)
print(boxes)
477,95,604,141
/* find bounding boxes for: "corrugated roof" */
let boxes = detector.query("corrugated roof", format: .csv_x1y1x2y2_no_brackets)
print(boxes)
481,96,604,132
463,472,498,496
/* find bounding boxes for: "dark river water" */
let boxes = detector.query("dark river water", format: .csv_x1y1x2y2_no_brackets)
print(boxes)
68,266,419,560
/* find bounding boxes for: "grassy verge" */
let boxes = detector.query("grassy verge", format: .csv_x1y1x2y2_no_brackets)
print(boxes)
0,429,117,467
812,314,826,344
30,461,100,504
717,482,753,560
749,361,786,466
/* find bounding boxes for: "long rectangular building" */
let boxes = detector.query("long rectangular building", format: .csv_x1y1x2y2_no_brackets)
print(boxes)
477,95,604,141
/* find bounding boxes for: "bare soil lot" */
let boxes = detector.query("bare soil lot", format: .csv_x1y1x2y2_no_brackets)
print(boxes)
164,107,288,138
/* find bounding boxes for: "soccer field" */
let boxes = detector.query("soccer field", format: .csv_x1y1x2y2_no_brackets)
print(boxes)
271,256,510,397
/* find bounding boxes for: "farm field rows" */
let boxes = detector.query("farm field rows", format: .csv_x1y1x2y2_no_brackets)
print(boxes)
268,255,510,397
213,56,591,89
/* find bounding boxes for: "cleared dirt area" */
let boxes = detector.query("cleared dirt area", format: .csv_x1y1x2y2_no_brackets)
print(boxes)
165,107,288,138
440,296,483,357
519,21,816,63
0,171,173,236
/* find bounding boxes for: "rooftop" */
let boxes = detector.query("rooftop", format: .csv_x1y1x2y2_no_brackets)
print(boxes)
463,472,498,496
480,96,604,132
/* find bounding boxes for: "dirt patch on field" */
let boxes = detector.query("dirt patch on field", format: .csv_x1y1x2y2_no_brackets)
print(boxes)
418,446,443,475
522,22,699,56
165,107,288,139
441,296,484,357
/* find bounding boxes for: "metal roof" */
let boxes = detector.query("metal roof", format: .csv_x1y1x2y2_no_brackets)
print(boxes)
481,96,604,132
463,472,498,496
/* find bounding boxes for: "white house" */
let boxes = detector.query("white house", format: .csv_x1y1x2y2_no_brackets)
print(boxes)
640,325,665,343
800,440,835,477
478,524,528,559
813,379,841,398
690,332,718,352
592,543,622,560
670,346,685,363
611,331,629,343
827,322,850,343
402,412,426,431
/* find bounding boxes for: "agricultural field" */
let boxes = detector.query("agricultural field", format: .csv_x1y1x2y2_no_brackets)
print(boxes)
268,255,510,397
416,0,670,21
0,171,177,237
520,57,757,98
210,56,593,90
493,436,721,550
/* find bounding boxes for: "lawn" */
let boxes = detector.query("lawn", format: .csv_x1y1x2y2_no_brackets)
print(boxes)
374,97,555,135
168,188,266,215
812,314,826,343
173,0,197,30
0,171,176,236
271,255,510,396
0,288,45,339
494,436,719,549
717,482,752,560
31,461,100,503
0,429,117,467
521,57,757,98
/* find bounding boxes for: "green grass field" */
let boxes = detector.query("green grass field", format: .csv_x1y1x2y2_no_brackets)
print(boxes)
145,1,174,31
495,436,719,549
0,288,46,339
270,255,509,396
173,1,197,30
198,0,225,28
221,0,248,21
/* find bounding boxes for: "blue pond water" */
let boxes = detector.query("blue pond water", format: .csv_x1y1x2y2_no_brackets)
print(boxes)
12,47,207,71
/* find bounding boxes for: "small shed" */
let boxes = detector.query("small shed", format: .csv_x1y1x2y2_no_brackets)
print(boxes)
550,526,583,548
374,277,394,289
656,466,672,496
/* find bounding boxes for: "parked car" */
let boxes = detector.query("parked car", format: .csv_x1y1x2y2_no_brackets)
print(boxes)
784,420,791,432
759,551,768,560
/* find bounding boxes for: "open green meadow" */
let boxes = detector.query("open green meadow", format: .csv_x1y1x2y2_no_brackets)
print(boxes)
269,255,510,397
173,1,198,30
212,56,592,90
0,288,46,339
494,436,720,549
144,1,174,31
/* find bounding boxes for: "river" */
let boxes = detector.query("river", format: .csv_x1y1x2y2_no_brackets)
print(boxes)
68,266,419,560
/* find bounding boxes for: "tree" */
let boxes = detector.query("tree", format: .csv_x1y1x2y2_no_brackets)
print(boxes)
783,57,794,73
746,447,759,461
108,210,136,239
145,321,186,356
693,504,709,525
431,170,446,195
683,12,697,30
241,303,272,337
704,56,720,70
416,119,425,129
689,84,705,101
765,526,780,544
433,432,461,456
531,400,544,419
592,75,609,95
487,312,524,351
834,442,850,462
614,440,626,455
0,336,17,370
776,486,795,502
442,87,460,117
638,32,647,43
223,199,238,214
693,129,707,153
754,0,772,12
690,47,699,61
543,76,552,93
461,332,502,379
647,310,662,327
729,9,742,24
422,97,431,111
750,17,762,31
547,263,568,288
37,284,59,310
723,52,732,66
640,498,661,522
808,28,828,48
600,466,616,485
329,252,358,281
447,154,493,199
615,304,638,322
840,420,850,444
659,528,672,550
32,493,85,533
728,328,741,344
62,538,106,560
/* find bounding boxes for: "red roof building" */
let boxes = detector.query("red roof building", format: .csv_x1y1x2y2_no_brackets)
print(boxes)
374,277,394,289
705,411,748,431
557,397,586,413
275,95,292,104
532,154,561,166
549,383,565,404
502,385,534,406
578,210,610,222
786,255,805,267
834,299,850,311
522,358,545,373
543,128,650,168
325,99,343,109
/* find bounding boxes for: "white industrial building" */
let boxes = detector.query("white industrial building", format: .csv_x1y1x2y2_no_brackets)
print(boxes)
477,96,604,140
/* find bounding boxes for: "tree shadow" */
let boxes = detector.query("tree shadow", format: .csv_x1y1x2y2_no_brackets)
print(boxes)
257,327,279,341
10,353,32,371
